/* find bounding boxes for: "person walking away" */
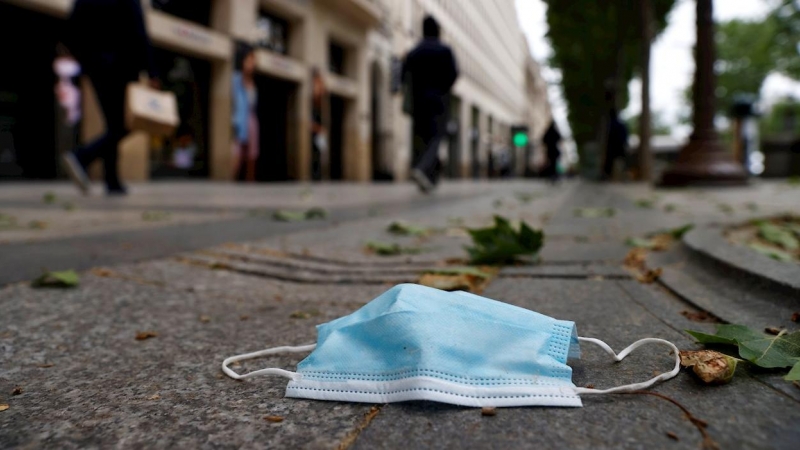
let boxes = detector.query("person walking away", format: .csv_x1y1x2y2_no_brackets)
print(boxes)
231,43,259,182
602,108,629,181
542,120,562,184
402,16,458,193
61,0,159,195
311,68,327,181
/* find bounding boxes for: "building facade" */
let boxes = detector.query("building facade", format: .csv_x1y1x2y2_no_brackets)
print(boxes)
0,0,549,182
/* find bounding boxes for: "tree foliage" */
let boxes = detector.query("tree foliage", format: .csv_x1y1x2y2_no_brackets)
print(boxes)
543,0,677,154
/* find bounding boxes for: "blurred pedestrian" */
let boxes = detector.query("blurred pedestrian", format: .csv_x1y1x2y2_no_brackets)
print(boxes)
402,15,459,193
602,108,629,181
61,0,159,195
542,120,562,183
231,43,259,182
311,68,327,181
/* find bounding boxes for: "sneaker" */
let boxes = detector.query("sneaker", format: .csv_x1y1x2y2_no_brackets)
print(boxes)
106,184,128,196
61,152,90,195
410,168,434,193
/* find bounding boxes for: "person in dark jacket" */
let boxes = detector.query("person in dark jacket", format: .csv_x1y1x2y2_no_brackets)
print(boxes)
542,120,562,183
61,0,159,195
402,16,458,193
602,108,629,181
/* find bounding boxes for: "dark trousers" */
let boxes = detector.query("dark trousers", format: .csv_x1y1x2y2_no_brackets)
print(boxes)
74,68,134,188
412,113,446,182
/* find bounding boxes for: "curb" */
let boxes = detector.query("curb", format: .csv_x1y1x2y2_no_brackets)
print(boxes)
682,223,800,294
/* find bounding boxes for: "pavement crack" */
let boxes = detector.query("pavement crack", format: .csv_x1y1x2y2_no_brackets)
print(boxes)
336,404,383,450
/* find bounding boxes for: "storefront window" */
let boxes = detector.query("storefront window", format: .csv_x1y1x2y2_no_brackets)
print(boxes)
151,0,212,27
256,11,289,55
329,42,347,76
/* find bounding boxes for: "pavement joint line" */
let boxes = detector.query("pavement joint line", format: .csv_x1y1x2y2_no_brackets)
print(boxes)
498,273,632,280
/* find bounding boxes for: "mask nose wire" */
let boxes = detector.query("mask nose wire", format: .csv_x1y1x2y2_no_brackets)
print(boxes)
222,344,316,381
573,337,681,395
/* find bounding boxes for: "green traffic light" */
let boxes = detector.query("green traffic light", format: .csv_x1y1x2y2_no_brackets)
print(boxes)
513,132,528,147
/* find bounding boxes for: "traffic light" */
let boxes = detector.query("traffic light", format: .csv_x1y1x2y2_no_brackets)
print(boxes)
511,126,529,147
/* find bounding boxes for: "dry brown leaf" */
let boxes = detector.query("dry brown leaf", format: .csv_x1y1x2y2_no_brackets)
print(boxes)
148,394,161,401
91,267,116,278
0,404,8,412
36,363,54,368
135,331,158,341
418,273,478,292
680,350,737,384
480,407,497,417
635,267,663,284
681,310,719,323
199,315,211,323
584,384,595,389
667,431,679,441
264,415,284,423
11,386,22,396
239,315,249,321
624,248,648,271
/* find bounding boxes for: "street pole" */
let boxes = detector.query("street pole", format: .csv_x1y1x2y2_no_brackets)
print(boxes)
639,0,653,181
660,0,747,186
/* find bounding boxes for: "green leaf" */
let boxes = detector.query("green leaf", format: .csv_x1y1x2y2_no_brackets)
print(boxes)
634,198,655,209
142,210,171,221
758,223,799,251
574,207,615,218
688,325,800,370
786,361,800,381
273,208,327,222
514,192,539,204
0,213,17,229
717,203,734,214
31,270,80,288
387,221,430,237
667,224,694,239
625,237,658,249
422,266,492,279
42,192,56,204
305,207,328,220
464,216,544,265
365,240,423,256
748,243,794,262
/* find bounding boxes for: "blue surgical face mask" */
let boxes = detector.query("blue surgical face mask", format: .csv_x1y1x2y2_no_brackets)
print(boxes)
222,284,679,407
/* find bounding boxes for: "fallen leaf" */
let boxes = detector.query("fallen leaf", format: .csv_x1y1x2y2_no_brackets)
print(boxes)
209,262,231,270
758,222,799,251
142,210,171,221
419,273,479,292
635,198,655,209
574,207,615,218
680,350,738,384
681,310,719,323
264,415,284,423
584,384,595,389
148,394,161,400
62,202,76,211
666,431,679,441
786,362,800,381
365,240,423,256
687,325,800,370
664,204,677,213
480,407,497,417
465,216,543,265
274,294,283,302
624,248,648,272
36,363,54,368
91,268,116,278
387,221,431,237
11,386,22,395
744,202,758,212
31,270,79,288
199,315,211,323
765,326,784,336
28,220,48,230
717,203,734,214
273,208,327,222
0,404,8,412
42,192,56,204
635,267,662,284
290,310,320,319
0,213,18,229
748,243,794,262
239,315,249,321
135,331,158,341
514,192,539,203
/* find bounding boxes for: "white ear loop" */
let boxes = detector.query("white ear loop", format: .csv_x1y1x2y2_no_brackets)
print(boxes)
222,344,316,381
573,337,681,395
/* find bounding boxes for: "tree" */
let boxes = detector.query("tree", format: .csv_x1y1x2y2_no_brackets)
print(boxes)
543,0,676,169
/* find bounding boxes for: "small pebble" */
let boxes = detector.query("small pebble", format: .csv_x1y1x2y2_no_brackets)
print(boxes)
11,386,22,396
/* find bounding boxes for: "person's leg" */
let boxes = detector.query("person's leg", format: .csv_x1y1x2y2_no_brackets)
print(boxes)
88,72,129,191
416,114,445,182
245,114,259,182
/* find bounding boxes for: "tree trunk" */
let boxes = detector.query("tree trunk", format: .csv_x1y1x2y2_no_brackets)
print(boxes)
639,0,653,181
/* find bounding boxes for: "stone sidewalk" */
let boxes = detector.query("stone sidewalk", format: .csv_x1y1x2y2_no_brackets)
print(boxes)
1,180,798,449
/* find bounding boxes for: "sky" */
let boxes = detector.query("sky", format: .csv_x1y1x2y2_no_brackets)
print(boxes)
515,0,800,139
